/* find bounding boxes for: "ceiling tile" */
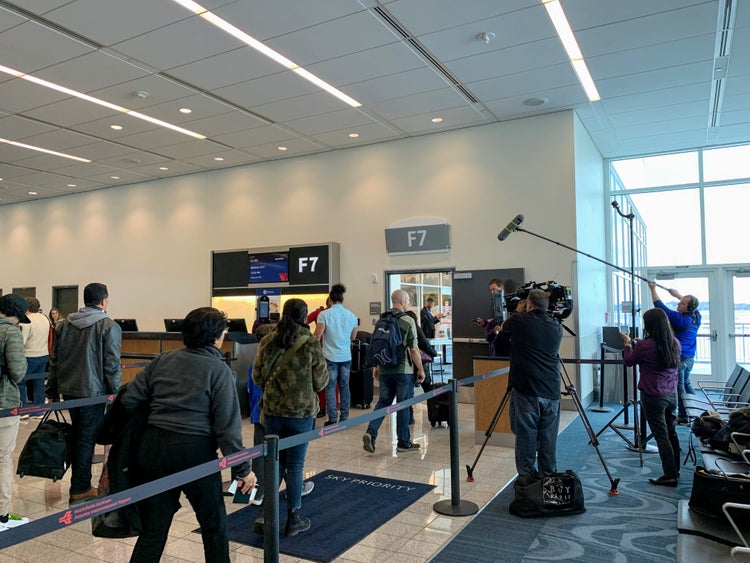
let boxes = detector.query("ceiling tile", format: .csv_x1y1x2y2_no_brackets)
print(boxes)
0,20,93,73
167,46,280,91
211,125,298,149
368,88,469,121
282,108,377,136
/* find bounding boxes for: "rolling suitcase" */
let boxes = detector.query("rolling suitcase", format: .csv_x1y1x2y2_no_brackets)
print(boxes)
427,382,451,427
350,340,374,408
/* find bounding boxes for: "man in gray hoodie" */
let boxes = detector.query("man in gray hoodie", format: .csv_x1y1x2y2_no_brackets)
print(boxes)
48,282,121,505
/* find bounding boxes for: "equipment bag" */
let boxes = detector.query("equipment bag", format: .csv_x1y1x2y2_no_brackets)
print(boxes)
689,465,750,523
367,311,407,368
17,410,73,482
509,470,586,518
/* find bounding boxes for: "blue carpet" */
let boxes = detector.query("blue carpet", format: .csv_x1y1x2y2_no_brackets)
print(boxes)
224,469,435,562
432,408,697,562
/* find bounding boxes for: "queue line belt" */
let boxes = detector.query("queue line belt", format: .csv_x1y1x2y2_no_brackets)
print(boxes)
0,359,616,549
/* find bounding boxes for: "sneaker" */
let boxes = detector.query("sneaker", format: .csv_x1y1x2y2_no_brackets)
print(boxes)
19,415,29,420
362,432,375,453
0,513,29,531
677,418,690,426
397,442,420,452
285,509,311,537
301,481,315,497
69,487,99,506
324,420,337,426
253,515,264,535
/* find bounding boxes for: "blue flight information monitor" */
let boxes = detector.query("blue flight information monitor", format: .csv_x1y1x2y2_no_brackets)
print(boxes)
249,252,289,283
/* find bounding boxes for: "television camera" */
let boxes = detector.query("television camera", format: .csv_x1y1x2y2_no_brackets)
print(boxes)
505,280,574,320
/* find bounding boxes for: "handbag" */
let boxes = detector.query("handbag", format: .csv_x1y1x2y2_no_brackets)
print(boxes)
509,470,586,518
689,465,750,523
17,410,73,482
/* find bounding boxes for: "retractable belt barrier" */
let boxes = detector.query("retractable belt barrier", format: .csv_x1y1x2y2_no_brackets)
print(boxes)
0,356,618,551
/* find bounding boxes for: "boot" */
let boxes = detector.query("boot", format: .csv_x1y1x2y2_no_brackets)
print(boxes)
284,509,311,537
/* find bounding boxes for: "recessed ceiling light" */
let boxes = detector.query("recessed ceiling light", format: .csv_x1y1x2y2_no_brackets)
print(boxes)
67,184,76,187
523,96,549,107
110,124,123,130
159,166,169,171
277,146,288,151
348,133,359,138
214,157,224,161
431,117,443,123
111,176,120,180
0,178,3,181
28,191,38,195
179,108,192,114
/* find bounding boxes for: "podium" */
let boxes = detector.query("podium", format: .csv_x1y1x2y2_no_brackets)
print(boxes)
473,357,513,447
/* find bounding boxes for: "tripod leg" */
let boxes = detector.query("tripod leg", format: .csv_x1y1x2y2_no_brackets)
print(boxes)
466,386,512,481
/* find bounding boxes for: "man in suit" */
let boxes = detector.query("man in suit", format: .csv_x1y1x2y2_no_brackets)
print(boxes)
420,297,444,339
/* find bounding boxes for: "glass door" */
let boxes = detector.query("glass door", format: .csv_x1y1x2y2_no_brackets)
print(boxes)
646,270,718,381
728,271,750,369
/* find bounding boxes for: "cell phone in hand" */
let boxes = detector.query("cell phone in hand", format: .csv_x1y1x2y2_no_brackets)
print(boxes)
233,484,258,504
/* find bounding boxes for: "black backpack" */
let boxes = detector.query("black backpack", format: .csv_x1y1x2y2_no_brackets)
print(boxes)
367,311,407,368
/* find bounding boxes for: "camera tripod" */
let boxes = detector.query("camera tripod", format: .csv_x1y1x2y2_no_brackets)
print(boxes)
466,356,620,495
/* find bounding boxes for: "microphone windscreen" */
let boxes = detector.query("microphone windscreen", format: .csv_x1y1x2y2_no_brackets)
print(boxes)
498,214,524,241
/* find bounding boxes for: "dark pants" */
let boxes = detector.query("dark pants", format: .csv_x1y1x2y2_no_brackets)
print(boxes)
65,397,107,495
131,426,227,563
252,422,266,488
20,356,48,409
641,391,681,479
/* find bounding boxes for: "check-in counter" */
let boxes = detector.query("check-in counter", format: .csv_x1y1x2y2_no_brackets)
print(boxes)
120,332,233,384
473,356,513,447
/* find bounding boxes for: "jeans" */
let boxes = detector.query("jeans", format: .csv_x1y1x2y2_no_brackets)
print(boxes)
264,416,314,513
65,397,107,495
325,360,351,422
677,357,696,420
509,389,560,478
131,427,228,563
641,391,680,479
20,355,48,409
366,372,412,445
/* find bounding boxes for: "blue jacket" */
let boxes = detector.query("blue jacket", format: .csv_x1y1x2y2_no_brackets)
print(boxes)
654,300,701,359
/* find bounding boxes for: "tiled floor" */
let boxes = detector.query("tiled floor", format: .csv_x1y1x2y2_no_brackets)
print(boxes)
2,398,576,562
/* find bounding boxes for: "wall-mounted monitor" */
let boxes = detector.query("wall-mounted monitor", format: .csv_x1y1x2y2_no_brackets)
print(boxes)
227,318,248,333
114,318,139,332
249,252,289,284
164,318,184,332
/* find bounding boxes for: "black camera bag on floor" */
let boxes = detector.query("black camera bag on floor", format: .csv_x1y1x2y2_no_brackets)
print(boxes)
509,470,586,518
17,410,73,482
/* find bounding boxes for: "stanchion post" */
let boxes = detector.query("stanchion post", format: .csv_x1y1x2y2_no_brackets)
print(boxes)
433,379,479,517
263,435,280,563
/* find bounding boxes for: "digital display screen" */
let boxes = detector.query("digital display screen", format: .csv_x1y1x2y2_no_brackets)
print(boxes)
249,252,289,283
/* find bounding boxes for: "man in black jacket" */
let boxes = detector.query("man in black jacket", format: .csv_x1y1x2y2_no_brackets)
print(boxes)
48,282,121,505
501,289,563,483
420,297,443,339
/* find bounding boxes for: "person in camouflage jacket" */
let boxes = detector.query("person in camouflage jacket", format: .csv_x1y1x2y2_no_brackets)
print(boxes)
253,298,327,537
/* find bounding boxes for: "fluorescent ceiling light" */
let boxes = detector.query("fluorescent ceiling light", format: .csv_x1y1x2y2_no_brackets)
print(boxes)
0,64,207,139
541,0,600,102
171,0,361,108
0,137,91,162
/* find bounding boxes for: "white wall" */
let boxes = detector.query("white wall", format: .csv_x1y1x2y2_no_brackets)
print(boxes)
573,114,607,401
0,111,605,388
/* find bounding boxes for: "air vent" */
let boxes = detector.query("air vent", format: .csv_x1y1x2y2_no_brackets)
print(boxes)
373,6,479,105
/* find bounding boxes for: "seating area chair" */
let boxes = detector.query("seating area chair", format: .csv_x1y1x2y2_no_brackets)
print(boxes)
685,365,750,418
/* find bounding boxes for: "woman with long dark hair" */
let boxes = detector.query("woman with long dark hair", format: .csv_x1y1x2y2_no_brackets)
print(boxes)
253,298,328,536
620,308,682,486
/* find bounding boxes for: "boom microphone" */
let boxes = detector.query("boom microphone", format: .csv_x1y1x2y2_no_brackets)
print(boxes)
497,214,524,241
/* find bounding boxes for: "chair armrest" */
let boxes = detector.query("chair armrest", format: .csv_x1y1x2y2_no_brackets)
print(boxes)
732,546,750,562
723,502,750,547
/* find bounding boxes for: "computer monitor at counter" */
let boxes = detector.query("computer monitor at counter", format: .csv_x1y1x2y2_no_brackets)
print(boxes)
227,318,248,333
114,318,139,332
164,318,184,332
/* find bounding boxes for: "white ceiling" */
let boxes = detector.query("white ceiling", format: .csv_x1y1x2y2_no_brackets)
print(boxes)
0,0,748,205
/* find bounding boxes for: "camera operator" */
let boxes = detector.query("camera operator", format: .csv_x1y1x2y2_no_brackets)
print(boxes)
486,298,527,356
501,289,563,484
